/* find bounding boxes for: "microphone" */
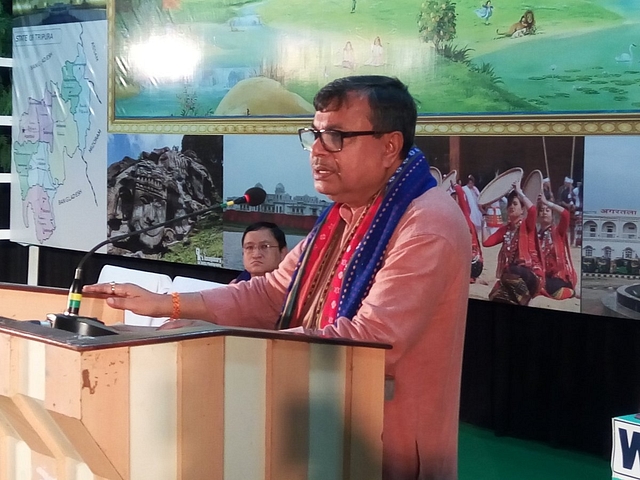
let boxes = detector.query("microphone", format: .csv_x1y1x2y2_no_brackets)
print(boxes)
223,186,267,207
61,186,267,319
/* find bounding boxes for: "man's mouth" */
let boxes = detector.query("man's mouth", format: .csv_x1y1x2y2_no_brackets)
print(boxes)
312,164,334,179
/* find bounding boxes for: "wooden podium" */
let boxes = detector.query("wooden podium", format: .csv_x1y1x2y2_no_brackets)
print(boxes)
0,284,387,480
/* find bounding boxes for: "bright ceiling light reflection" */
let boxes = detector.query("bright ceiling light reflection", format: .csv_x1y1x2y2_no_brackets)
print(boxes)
129,35,202,82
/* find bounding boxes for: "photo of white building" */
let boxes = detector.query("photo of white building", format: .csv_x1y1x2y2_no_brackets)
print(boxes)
581,137,640,318
582,208,639,266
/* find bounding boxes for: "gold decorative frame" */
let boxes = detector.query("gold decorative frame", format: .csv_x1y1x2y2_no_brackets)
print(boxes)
107,114,640,137
415,114,640,136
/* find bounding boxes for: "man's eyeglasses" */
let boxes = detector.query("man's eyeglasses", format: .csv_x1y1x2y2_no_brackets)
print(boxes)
298,127,389,153
242,244,279,254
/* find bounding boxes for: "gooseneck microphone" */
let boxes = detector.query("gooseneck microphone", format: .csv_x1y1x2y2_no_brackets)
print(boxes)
62,187,267,318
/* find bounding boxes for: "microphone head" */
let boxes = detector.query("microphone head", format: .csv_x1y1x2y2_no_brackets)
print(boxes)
244,187,267,206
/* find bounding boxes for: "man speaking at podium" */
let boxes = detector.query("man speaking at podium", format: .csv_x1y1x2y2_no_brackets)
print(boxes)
85,75,471,480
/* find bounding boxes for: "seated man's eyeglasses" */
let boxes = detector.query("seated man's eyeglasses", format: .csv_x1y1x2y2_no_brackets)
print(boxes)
243,244,279,254
298,127,390,153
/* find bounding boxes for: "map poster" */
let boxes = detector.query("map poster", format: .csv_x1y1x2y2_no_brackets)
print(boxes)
11,20,108,251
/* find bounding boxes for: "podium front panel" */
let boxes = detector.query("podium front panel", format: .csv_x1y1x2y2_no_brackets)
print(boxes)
0,318,387,479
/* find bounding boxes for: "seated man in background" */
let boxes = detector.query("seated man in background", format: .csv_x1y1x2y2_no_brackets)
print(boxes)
232,221,288,283
86,75,471,480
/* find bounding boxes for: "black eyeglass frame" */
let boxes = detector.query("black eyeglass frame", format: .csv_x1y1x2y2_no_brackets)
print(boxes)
297,127,390,152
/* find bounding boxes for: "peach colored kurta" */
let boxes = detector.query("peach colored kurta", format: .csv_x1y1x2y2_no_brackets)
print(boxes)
201,187,471,480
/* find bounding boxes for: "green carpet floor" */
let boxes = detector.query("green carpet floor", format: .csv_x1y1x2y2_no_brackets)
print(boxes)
459,423,610,479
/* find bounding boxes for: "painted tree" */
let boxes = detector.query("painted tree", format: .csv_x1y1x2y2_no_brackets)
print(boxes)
417,0,457,53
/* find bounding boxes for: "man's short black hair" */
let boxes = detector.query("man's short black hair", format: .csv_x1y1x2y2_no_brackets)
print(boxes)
242,222,287,250
313,75,417,159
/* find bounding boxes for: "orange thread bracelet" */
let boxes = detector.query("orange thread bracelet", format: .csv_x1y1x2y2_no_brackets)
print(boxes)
169,292,180,321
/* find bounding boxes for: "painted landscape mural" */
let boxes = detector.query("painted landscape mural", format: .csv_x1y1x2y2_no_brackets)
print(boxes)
112,0,640,119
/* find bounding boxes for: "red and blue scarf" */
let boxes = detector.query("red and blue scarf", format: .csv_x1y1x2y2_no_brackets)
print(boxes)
277,146,436,329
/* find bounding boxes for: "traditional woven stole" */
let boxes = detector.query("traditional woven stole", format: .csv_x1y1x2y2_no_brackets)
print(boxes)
276,146,437,330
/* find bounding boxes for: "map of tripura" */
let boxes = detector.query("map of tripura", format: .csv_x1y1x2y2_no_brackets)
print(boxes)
11,21,107,250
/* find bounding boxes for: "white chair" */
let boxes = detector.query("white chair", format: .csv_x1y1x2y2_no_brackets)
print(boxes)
97,265,173,326
172,276,225,293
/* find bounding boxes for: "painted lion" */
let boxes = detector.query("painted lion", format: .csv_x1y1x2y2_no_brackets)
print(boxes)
496,10,536,38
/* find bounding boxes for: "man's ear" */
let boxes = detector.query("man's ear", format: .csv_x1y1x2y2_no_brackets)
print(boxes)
280,247,288,261
382,131,404,167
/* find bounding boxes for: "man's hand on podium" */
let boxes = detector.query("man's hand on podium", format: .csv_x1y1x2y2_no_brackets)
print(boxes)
83,282,172,317
83,282,212,323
